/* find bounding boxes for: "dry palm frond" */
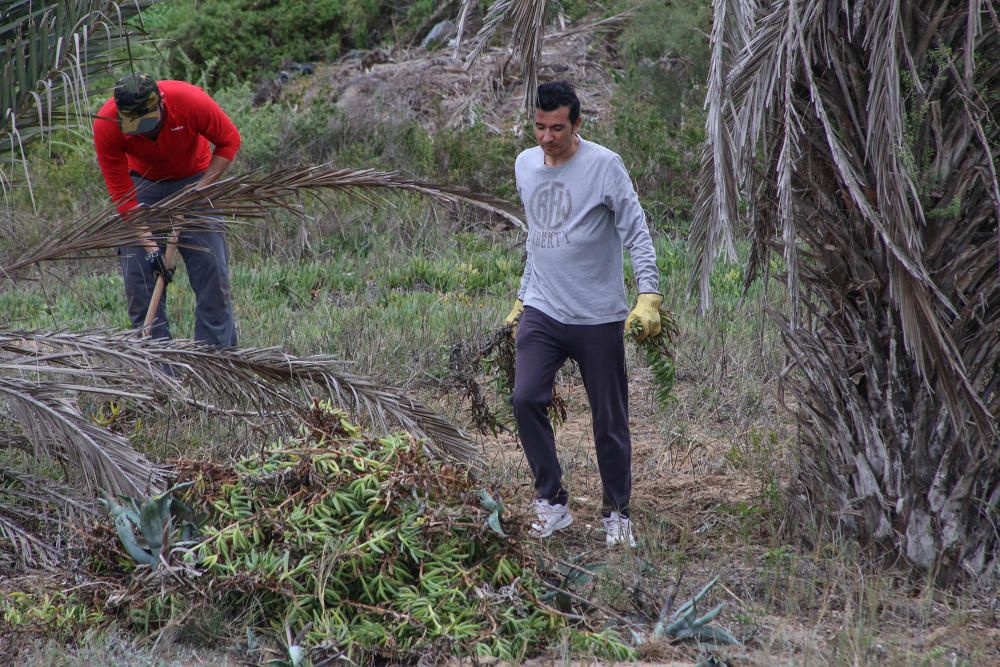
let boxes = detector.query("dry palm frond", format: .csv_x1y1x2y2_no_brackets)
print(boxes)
544,10,634,41
0,465,95,516
0,513,59,567
693,0,1000,580
458,0,548,111
0,465,91,567
141,336,480,462
3,164,524,274
688,0,752,310
0,375,167,497
2,329,478,471
0,329,477,568
454,3,630,112
1,1,157,207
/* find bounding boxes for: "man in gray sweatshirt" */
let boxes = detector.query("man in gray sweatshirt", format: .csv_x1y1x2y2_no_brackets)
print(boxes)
503,81,662,547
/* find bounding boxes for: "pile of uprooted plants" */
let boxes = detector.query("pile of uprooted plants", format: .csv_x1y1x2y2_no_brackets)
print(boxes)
11,402,632,665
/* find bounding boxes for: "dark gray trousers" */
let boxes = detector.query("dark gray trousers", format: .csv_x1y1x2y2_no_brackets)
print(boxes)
512,306,631,516
119,172,237,346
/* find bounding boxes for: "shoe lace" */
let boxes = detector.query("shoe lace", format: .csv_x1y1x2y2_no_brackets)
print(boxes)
529,499,553,522
603,514,630,536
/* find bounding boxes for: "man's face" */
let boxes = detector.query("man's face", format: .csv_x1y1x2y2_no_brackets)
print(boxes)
534,106,581,163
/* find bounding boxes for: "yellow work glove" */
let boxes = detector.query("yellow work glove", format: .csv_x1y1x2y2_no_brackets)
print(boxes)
626,293,663,342
503,298,525,337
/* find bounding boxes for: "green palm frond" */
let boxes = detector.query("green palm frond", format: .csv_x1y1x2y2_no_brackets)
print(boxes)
4,164,525,274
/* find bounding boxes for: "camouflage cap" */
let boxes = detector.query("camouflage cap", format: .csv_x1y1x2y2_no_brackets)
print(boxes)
114,73,162,135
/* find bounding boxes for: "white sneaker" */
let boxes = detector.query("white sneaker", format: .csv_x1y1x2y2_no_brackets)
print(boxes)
529,499,573,537
603,511,637,547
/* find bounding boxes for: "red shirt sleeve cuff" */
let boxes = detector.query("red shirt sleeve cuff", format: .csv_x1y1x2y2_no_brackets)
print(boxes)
213,145,239,161
117,200,140,216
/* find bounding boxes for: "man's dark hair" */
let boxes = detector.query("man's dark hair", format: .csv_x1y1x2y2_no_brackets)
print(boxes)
536,81,580,123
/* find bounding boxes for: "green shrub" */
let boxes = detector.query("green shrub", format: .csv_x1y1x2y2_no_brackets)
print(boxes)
618,0,712,94
1,591,106,640
142,0,399,83
432,122,529,198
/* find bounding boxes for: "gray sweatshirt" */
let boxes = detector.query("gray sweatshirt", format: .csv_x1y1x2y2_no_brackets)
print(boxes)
515,138,659,325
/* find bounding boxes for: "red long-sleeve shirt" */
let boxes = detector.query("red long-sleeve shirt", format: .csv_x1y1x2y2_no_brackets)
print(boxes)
93,80,241,214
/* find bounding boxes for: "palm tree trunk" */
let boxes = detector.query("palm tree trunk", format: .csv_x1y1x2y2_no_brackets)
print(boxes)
693,0,1000,582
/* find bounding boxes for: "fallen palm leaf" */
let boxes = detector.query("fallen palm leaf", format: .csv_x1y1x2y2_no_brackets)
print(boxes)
1,330,479,481
4,164,524,275
0,329,481,568
0,514,60,567
0,465,96,567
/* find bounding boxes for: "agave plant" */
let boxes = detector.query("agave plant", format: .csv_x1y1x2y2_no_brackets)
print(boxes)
104,481,197,568
691,0,999,580
648,576,738,646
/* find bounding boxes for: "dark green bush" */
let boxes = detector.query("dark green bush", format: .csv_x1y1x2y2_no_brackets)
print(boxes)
142,0,398,83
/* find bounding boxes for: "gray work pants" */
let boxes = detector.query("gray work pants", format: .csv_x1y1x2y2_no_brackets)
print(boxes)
119,172,238,346
512,306,631,516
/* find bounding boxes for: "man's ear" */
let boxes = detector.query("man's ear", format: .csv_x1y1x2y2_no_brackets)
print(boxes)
572,116,582,133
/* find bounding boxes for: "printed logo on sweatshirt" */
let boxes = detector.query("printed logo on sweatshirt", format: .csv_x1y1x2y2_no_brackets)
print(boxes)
170,125,185,131
528,181,572,248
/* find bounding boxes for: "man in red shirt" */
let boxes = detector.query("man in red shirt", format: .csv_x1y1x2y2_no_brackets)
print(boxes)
93,73,240,346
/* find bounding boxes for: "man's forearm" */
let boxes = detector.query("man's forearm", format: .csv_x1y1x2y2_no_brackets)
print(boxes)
195,155,233,190
119,205,158,252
